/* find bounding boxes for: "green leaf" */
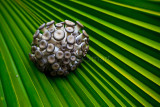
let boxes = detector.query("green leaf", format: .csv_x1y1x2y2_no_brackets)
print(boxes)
0,0,160,106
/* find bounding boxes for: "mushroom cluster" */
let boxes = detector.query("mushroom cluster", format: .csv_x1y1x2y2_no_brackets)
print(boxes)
29,20,89,76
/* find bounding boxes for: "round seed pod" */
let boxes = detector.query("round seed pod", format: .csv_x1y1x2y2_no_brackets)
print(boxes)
47,43,55,53
31,46,37,54
76,37,82,45
52,63,60,70
29,53,36,63
46,20,55,30
46,20,55,26
71,64,77,71
76,21,84,28
38,23,45,30
65,20,75,27
56,51,64,59
53,30,65,41
56,23,63,28
29,20,89,77
35,50,43,59
64,51,71,59
63,58,70,65
32,38,39,45
70,55,76,62
39,40,48,49
39,23,48,32
47,55,55,64
81,42,86,51
61,44,67,51
48,28,55,33
65,27,74,33
67,44,74,50
67,35,75,44
33,30,40,39
42,31,51,41
82,30,89,38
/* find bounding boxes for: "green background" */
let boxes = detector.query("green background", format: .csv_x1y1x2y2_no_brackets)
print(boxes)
0,0,160,106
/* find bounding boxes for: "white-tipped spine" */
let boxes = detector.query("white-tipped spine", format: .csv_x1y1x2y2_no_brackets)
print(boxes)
76,33,85,40
73,25,81,34
42,27,48,32
50,24,56,30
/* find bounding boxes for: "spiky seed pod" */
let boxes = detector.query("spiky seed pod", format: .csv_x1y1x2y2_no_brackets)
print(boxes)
29,20,89,76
